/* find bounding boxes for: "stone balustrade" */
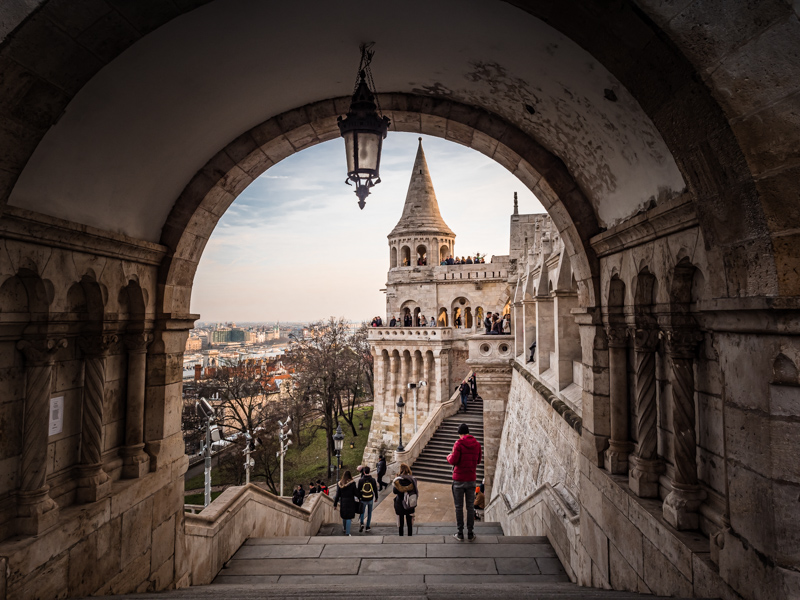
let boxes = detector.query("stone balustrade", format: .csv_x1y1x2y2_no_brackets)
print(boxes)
184,484,336,586
391,376,465,474
368,326,453,341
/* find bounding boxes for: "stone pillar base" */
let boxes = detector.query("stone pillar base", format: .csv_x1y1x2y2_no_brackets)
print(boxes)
75,464,111,504
17,487,59,536
628,455,663,498
663,485,706,530
604,441,634,475
121,444,151,479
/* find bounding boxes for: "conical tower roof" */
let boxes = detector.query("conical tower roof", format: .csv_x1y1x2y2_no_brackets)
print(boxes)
389,138,455,238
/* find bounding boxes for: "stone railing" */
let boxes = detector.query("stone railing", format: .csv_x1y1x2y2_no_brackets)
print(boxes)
184,483,336,585
485,483,580,582
368,326,453,341
466,333,514,364
388,375,468,477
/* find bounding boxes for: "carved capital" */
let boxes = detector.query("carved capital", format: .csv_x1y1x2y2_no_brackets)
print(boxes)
605,325,629,348
663,328,703,358
17,338,67,366
78,334,118,357
123,332,153,354
631,327,659,352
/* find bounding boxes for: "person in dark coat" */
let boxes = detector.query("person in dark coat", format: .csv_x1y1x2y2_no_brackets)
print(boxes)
484,312,493,334
357,466,378,532
308,481,317,494
393,463,418,537
458,381,470,413
469,373,478,400
447,423,482,542
291,484,305,507
333,470,359,536
376,455,388,491
389,316,397,327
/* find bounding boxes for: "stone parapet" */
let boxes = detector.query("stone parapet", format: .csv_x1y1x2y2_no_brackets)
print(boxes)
184,484,336,586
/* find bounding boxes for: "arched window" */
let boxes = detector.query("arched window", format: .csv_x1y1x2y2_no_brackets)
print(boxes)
413,307,421,326
391,246,398,269
437,307,448,326
440,245,449,263
401,246,411,267
416,245,427,266
465,307,473,329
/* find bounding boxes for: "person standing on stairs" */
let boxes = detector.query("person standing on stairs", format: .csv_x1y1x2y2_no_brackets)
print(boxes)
357,466,378,532
393,463,418,536
469,373,478,401
459,380,470,412
333,470,359,536
447,423,482,542
376,455,387,491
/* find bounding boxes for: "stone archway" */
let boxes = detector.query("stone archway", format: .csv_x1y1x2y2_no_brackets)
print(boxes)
158,95,603,318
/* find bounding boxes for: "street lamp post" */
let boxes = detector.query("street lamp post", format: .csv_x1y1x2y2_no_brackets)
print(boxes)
396,396,406,452
333,425,345,482
278,417,292,497
407,381,427,435
196,397,220,507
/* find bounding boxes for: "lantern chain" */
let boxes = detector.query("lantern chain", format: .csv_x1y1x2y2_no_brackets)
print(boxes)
355,42,383,116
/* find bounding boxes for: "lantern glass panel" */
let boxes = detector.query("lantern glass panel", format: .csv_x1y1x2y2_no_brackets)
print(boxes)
356,131,380,173
343,131,356,173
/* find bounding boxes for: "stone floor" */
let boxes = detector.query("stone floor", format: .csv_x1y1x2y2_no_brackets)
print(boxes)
92,522,699,599
371,480,457,525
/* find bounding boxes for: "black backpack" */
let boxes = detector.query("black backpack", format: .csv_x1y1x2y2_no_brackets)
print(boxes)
360,479,375,500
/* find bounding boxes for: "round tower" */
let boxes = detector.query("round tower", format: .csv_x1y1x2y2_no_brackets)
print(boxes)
388,138,455,269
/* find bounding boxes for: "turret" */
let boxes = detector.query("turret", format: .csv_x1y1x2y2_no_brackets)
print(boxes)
388,138,455,268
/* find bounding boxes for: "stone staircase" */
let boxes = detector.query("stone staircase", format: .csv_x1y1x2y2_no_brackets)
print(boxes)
411,397,485,484
98,522,695,599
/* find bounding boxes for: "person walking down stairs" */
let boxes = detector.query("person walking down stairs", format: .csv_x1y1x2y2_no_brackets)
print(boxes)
333,471,358,536
447,423,482,542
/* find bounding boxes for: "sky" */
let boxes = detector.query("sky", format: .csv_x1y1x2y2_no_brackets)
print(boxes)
191,132,545,323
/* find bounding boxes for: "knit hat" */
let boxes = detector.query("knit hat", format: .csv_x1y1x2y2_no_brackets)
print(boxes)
458,423,470,435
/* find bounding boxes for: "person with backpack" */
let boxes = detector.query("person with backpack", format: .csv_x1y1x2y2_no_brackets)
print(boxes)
376,455,387,491
393,463,418,537
317,479,329,495
357,466,378,532
333,470,359,536
459,380,470,413
447,423,482,542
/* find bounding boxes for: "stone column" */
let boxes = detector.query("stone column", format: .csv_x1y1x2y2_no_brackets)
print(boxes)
422,352,431,410
373,350,385,411
605,325,633,474
628,327,663,497
76,334,117,503
662,328,706,530
388,353,398,407
121,333,153,479
435,349,450,403
535,297,554,377
399,350,409,400
16,337,67,536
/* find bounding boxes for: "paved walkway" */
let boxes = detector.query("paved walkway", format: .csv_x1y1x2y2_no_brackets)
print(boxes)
372,480,456,525
214,525,569,586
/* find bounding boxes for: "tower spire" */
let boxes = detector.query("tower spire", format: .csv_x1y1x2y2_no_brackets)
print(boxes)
389,138,454,237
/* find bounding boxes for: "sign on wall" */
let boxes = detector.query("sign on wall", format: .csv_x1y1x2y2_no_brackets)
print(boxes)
49,396,64,436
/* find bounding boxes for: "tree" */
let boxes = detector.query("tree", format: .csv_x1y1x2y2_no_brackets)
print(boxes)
288,317,356,480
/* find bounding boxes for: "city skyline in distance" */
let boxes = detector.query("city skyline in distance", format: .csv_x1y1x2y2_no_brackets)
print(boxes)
191,132,544,323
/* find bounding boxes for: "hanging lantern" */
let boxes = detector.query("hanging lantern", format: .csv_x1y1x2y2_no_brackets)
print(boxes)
338,43,390,210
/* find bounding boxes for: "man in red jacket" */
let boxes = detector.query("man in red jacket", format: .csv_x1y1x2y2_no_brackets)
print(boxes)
447,423,482,541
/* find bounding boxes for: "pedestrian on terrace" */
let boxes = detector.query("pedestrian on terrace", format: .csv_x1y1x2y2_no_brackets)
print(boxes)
357,466,378,532
484,312,493,334
333,470,358,536
393,463,418,537
447,423,482,542
376,455,388,491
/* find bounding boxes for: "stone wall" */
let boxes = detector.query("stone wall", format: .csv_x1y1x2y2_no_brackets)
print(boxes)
0,209,192,599
185,484,336,586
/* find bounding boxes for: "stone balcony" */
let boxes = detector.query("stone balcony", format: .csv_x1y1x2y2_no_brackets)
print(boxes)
368,326,453,342
387,263,510,284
